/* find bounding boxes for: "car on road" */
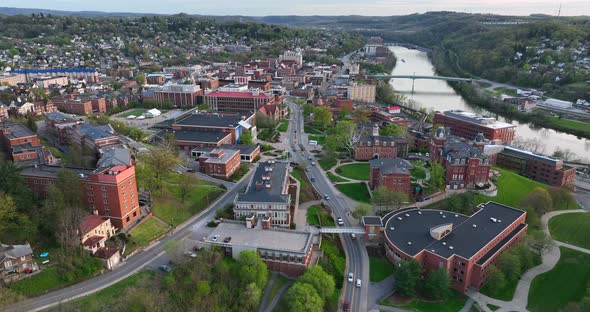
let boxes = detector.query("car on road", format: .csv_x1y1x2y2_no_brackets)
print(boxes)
310,177,316,182
305,167,310,172
356,278,362,288
337,217,344,226
223,237,232,243
186,168,195,173
351,233,356,240
343,301,350,312
311,162,316,166
158,265,172,273
348,272,354,283
308,156,312,160
211,235,220,241
324,194,330,200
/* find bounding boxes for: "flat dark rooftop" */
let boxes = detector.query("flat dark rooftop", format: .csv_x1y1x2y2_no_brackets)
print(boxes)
156,129,230,144
174,113,243,128
20,164,95,179
236,161,290,204
362,216,383,226
384,202,526,260
1,119,36,139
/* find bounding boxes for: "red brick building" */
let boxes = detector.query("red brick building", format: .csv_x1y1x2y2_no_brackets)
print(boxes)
375,202,528,293
354,135,408,161
0,118,51,164
369,158,413,194
204,90,274,114
51,97,94,115
433,111,516,144
430,128,491,189
20,149,140,229
198,147,241,179
495,146,576,187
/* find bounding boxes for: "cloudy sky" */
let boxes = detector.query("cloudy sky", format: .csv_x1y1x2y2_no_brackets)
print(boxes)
3,0,590,16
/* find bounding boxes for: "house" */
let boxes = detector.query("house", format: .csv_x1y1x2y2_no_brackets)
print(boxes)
354,135,408,161
0,242,39,282
369,158,413,195
79,214,120,270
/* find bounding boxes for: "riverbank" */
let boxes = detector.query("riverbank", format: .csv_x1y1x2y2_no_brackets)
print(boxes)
429,46,590,140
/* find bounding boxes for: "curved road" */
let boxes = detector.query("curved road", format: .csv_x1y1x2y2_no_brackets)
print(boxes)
5,172,254,312
287,101,369,312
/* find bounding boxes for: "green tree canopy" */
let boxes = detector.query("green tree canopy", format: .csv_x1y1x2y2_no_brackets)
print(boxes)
422,268,451,300
313,106,332,128
285,282,324,312
394,259,423,297
237,250,269,290
240,129,254,145
520,187,553,215
298,266,335,300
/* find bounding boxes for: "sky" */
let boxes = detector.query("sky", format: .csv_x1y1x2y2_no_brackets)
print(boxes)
3,0,590,16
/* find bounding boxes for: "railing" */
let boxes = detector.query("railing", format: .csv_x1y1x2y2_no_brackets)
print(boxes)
319,227,365,234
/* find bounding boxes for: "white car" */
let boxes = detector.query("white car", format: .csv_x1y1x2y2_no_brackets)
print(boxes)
337,217,344,226
211,235,220,242
356,279,362,288
348,272,354,283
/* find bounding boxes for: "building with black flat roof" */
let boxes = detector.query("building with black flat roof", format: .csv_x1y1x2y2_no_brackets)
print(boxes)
370,202,528,293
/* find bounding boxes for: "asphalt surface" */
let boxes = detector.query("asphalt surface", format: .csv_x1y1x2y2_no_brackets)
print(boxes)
287,101,369,312
5,170,254,312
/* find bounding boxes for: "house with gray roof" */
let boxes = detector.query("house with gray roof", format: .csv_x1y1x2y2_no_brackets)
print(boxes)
234,161,291,228
0,242,39,282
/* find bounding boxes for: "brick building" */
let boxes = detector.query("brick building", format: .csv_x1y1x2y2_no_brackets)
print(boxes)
375,203,528,293
20,148,140,229
234,161,291,227
51,97,94,115
153,84,202,107
429,127,490,189
0,242,38,282
0,118,52,164
369,158,413,194
354,135,408,161
495,146,576,187
433,111,516,144
198,147,241,179
206,221,318,277
204,90,274,114
192,144,260,163
348,84,376,103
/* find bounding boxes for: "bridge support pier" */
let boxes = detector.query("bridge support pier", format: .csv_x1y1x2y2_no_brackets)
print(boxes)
411,78,415,94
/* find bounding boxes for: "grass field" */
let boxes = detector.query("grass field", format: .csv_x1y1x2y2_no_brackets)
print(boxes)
277,119,289,132
125,218,170,255
46,270,157,311
291,169,306,189
493,87,518,97
319,156,337,171
327,172,349,183
119,109,148,118
304,125,324,135
528,247,590,312
380,290,467,312
336,183,371,203
307,205,335,227
336,163,370,181
549,213,590,250
369,257,396,282
308,134,326,145
547,117,590,132
152,176,223,226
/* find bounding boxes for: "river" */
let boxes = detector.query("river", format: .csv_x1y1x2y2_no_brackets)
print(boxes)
388,46,590,161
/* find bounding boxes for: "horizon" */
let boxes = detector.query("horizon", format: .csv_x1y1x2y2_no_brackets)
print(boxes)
2,0,590,17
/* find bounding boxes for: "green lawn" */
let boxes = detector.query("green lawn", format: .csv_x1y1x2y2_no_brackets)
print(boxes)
547,117,590,132
304,125,324,135
549,213,590,250
307,205,335,227
336,183,371,203
125,218,170,255
327,172,349,183
277,119,289,132
528,247,590,312
119,109,147,118
308,134,326,145
380,290,467,312
336,163,370,181
369,257,396,282
319,157,337,171
488,304,500,311
46,270,158,311
291,169,307,190
152,178,224,226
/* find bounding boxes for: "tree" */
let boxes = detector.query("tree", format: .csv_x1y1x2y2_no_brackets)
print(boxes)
527,231,554,255
484,266,506,295
498,252,521,282
26,114,38,133
285,282,324,312
422,268,451,300
240,282,262,311
380,123,406,137
547,186,576,210
240,129,254,145
303,103,315,117
327,120,360,157
313,106,332,128
237,250,268,290
520,187,553,215
352,203,373,219
255,112,275,129
394,259,423,297
352,107,371,123
178,172,197,203
430,161,445,190
0,193,35,243
298,266,335,301
140,146,179,193
0,161,34,214
372,186,409,212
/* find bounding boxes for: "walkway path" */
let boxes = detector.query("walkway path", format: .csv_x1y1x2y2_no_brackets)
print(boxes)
263,280,293,312
467,209,587,312
259,273,278,312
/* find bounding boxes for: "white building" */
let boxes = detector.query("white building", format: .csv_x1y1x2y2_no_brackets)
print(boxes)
544,98,573,109
144,108,161,118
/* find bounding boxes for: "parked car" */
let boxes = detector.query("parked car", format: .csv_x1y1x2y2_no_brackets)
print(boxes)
186,168,195,173
223,237,232,243
343,301,350,312
324,194,330,200
158,265,172,273
310,177,316,182
337,217,344,226
211,235,220,241
311,161,316,166
356,279,362,288
348,272,354,283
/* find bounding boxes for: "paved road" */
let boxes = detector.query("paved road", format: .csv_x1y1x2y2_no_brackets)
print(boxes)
5,171,254,312
286,101,369,312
